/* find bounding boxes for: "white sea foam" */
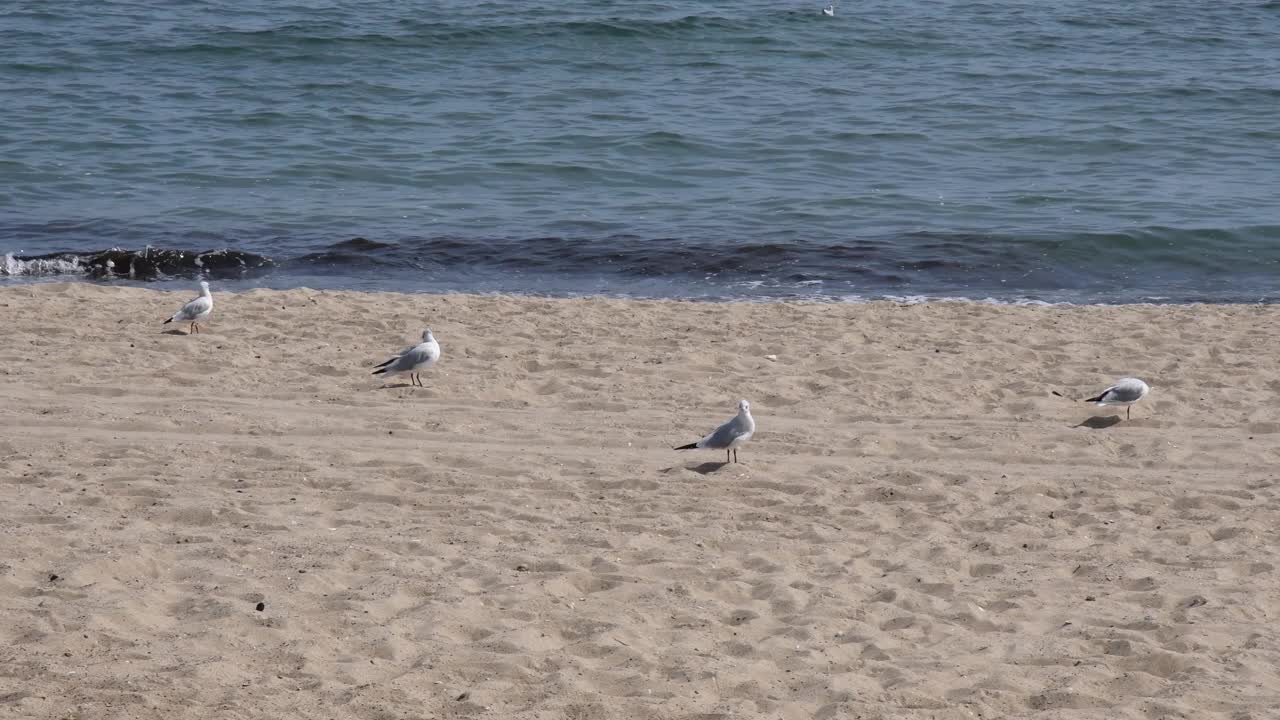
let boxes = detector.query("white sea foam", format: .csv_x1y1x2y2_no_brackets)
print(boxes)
1,253,86,277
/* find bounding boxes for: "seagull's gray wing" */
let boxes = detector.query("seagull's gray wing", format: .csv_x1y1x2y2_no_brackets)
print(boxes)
1103,385,1145,403
700,414,748,449
385,344,431,372
175,295,211,321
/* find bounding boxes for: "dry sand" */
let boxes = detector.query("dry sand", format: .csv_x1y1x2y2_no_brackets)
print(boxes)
2,282,1279,719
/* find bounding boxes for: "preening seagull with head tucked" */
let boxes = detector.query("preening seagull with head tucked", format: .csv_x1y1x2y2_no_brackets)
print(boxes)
1084,377,1150,419
372,328,440,387
675,399,756,464
162,280,213,334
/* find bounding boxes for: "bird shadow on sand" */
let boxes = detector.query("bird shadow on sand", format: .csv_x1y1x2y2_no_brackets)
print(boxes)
1076,415,1123,430
374,382,416,390
160,328,193,336
688,461,732,474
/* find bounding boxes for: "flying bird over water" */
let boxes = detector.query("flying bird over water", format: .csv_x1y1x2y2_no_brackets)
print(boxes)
675,399,756,463
372,328,441,387
1084,377,1150,419
162,280,213,334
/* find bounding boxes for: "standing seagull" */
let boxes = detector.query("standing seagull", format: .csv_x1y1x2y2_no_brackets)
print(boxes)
675,399,756,464
162,280,213,334
1084,377,1150,419
372,328,440,387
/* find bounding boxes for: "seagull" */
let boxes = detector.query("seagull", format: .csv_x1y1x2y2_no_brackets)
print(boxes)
372,328,440,387
162,280,213,334
1084,377,1150,419
823,4,835,16
675,399,756,464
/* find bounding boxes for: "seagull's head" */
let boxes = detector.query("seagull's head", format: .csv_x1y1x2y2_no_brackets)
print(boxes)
738,399,751,414
199,280,210,291
422,328,434,342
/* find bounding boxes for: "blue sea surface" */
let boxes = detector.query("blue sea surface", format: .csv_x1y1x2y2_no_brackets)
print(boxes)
3,0,1279,301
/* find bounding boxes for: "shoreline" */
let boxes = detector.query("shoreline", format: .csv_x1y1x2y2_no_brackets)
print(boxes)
5,242,1276,306
2,274,1277,308
3,283,1279,718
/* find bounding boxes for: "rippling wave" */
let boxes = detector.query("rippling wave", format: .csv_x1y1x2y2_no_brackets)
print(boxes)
6,222,1280,303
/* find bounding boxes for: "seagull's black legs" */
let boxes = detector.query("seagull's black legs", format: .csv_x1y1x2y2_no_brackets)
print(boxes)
1127,406,1131,420
733,449,738,463
190,322,199,334
726,449,731,464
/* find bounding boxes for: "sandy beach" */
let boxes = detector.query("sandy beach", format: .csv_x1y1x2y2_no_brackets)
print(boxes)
2,282,1279,719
